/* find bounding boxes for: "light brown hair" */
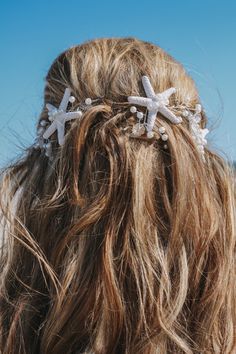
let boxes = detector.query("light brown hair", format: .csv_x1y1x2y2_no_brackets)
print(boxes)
0,37,235,353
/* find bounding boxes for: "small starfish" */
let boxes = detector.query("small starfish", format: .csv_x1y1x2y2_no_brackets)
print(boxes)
43,88,82,146
187,105,209,146
185,105,209,162
128,76,182,136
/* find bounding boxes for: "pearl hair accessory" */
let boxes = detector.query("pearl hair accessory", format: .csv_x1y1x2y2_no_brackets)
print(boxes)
33,75,208,162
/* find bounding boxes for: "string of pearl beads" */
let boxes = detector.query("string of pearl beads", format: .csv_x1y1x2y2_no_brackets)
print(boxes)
158,126,168,149
129,105,169,149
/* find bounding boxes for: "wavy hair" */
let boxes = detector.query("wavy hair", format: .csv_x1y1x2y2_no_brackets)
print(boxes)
0,37,235,354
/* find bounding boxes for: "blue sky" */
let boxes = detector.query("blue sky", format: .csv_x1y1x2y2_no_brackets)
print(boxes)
0,0,235,167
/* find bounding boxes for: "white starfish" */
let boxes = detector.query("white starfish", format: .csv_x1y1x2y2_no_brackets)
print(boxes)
186,105,209,161
43,88,82,146
128,76,182,137
188,105,209,145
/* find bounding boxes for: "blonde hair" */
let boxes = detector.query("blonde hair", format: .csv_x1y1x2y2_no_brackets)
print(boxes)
0,37,235,354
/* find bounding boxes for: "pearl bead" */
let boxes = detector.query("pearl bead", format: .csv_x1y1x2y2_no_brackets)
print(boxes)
147,131,154,139
69,96,76,103
158,126,166,134
161,133,168,141
40,120,47,127
163,144,168,149
130,106,137,114
85,98,92,105
137,111,143,119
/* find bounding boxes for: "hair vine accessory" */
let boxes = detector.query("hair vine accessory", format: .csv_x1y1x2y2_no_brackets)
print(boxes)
33,75,208,162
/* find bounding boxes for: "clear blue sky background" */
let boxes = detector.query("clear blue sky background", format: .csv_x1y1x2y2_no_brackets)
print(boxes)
0,0,235,167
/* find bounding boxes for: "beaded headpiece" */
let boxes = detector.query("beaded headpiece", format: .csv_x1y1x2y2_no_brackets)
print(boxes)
33,75,209,161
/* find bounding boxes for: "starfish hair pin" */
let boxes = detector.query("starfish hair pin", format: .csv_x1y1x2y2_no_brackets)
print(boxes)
128,75,182,139
33,88,96,159
43,88,83,147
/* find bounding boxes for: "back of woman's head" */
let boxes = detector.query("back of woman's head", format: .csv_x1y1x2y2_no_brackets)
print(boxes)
0,37,235,354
